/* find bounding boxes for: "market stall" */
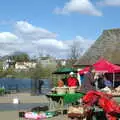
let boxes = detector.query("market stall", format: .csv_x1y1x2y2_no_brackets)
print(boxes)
79,58,120,87
45,59,120,119
46,92,84,114
46,67,82,114
67,59,120,120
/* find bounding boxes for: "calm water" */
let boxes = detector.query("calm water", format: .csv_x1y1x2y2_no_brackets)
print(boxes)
0,78,52,93
0,78,31,90
0,78,51,111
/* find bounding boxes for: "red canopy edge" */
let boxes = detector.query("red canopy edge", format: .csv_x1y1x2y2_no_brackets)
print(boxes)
79,58,120,75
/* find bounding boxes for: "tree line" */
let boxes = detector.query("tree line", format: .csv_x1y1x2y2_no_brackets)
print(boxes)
0,40,82,80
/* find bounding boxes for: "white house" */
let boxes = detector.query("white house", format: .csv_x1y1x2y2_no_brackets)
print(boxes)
37,56,57,67
15,62,37,71
3,59,15,70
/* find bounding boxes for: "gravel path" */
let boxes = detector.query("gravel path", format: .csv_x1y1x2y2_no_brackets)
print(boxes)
0,93,68,120
0,93,48,103
0,111,68,120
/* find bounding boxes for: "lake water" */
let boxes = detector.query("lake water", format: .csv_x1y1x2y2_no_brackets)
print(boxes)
0,78,31,90
0,78,52,93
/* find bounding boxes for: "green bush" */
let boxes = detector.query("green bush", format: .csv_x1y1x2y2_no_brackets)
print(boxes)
0,88,5,95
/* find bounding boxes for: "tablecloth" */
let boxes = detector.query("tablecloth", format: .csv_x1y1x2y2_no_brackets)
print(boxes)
46,93,84,104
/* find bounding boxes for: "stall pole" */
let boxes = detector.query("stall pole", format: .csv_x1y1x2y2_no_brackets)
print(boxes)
77,69,81,86
113,72,115,88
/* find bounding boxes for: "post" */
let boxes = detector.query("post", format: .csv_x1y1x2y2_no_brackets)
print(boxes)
77,69,81,86
113,72,115,88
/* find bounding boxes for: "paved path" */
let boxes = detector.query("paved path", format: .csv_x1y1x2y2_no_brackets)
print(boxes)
0,93,68,120
0,103,48,111
0,111,68,120
0,93,49,103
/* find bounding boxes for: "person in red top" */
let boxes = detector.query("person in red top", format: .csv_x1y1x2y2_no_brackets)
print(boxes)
67,72,78,87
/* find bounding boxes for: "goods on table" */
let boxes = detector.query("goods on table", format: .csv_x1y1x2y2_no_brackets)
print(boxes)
68,87,77,94
68,106,84,114
100,86,112,94
82,90,120,120
100,86,120,96
68,105,93,119
55,87,68,94
111,91,120,96
52,86,78,94
111,86,120,96
115,86,120,92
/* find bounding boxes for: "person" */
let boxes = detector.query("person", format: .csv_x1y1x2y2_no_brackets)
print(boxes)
67,72,78,87
57,79,64,87
80,74,84,84
62,76,68,86
103,75,112,88
79,66,96,94
97,73,105,89
38,80,44,94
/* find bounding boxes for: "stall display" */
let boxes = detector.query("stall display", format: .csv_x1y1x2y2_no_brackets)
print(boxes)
100,86,112,94
50,58,120,119
68,87,77,94
55,87,68,94
68,105,93,120
82,90,120,120
100,85,120,97
79,58,120,87
46,93,84,114
111,86,120,96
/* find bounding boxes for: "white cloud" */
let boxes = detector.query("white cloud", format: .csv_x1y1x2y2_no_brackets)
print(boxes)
33,39,68,50
0,32,18,43
0,21,94,58
14,21,57,40
98,0,120,6
54,0,102,16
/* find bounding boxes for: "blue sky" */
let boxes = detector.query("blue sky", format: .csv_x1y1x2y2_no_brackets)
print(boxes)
0,0,120,58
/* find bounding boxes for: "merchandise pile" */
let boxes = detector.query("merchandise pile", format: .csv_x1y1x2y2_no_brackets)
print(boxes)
83,90,120,120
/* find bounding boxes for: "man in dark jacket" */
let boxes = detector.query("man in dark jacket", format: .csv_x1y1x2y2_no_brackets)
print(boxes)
38,80,44,94
79,66,96,94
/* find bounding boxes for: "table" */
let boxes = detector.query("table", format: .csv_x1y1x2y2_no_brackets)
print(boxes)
46,93,84,114
113,96,120,104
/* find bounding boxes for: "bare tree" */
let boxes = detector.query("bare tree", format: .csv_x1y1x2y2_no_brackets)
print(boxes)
69,40,82,60
68,40,82,65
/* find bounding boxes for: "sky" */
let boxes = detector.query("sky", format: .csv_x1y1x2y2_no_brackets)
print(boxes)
0,0,120,58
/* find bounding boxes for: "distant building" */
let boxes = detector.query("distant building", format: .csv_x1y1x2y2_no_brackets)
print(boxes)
37,56,57,68
3,58,15,70
15,62,37,71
